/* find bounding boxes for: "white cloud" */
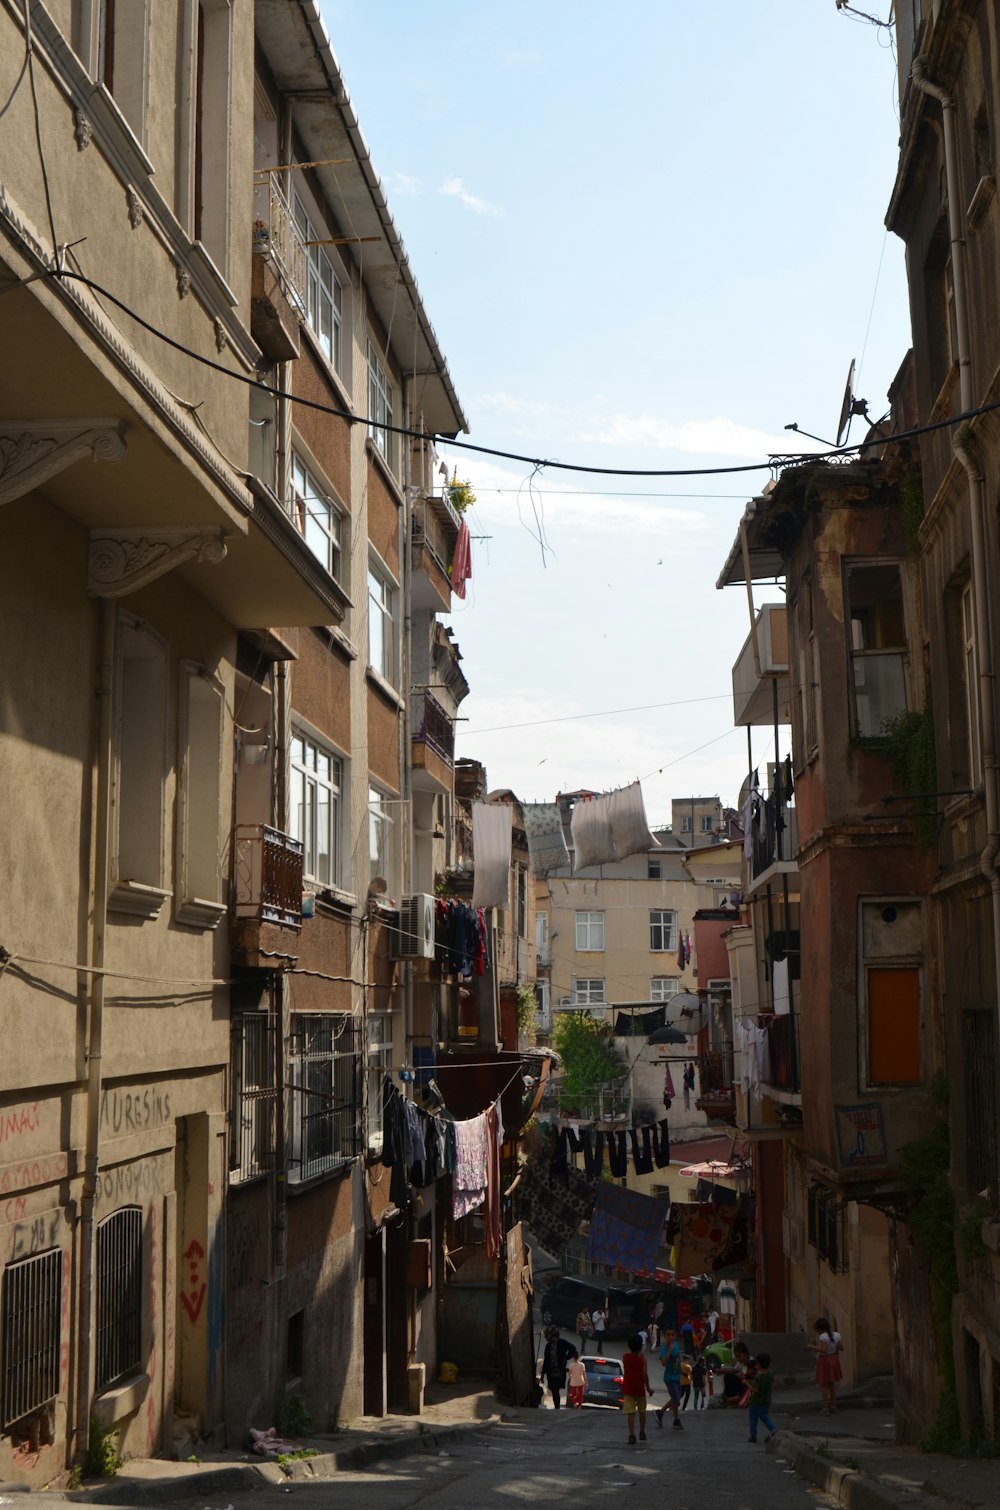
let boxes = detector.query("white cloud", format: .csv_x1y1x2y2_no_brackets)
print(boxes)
386,171,422,196
439,176,502,217
498,49,540,68
580,414,822,459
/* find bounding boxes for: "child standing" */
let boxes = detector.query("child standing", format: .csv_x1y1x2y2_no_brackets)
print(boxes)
567,1352,588,1409
747,1350,777,1443
622,1334,653,1445
679,1355,693,1410
691,1355,708,1409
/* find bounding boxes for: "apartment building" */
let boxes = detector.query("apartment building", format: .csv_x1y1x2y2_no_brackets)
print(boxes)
0,0,472,1479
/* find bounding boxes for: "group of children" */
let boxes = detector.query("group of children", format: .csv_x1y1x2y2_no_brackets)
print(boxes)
621,1331,777,1447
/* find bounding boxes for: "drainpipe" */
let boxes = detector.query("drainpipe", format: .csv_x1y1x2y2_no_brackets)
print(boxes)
76,600,115,1459
911,59,1000,1049
401,380,415,1056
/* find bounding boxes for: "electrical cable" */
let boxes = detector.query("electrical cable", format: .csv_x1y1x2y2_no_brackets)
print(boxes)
24,0,60,266
0,0,30,123
467,693,733,735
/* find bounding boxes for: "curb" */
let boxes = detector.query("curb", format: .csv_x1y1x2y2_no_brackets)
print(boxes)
65,1417,501,1504
768,1431,926,1510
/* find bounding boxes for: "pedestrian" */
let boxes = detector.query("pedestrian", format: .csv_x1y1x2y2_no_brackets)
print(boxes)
806,1317,843,1413
567,1351,588,1410
693,1318,706,1354
622,1333,654,1445
653,1327,684,1430
682,1062,695,1111
747,1350,777,1442
576,1306,594,1356
680,1354,693,1410
680,1316,695,1355
719,1341,753,1406
591,1301,608,1344
539,1326,574,1409
705,1305,720,1343
692,1354,708,1409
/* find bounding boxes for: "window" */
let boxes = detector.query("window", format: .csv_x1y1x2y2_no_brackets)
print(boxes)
846,563,908,737
807,1187,847,1273
792,573,819,762
514,864,528,939
368,786,394,888
230,1012,278,1183
191,0,233,269
1,1250,61,1428
650,977,680,1002
113,612,168,912
286,1311,304,1382
575,910,605,951
368,566,395,680
535,980,551,1030
289,1014,363,1181
573,978,605,1006
861,901,922,1087
294,195,342,367
96,1207,142,1392
700,814,714,833
535,910,550,965
291,453,342,580
367,1012,394,1152
91,0,149,140
647,856,661,878
649,909,677,953
289,730,342,888
176,663,225,927
367,338,394,462
680,815,693,833
962,583,983,787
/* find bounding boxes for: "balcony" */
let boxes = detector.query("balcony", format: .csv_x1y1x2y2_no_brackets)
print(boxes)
232,824,303,931
412,493,461,611
762,1011,800,1095
412,690,455,794
695,1040,736,1122
251,173,305,361
747,792,798,894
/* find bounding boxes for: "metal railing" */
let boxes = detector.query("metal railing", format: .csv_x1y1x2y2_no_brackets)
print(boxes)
414,690,455,763
763,1011,800,1092
230,1013,278,1183
232,824,303,929
252,173,307,313
750,789,797,878
1,1249,61,1427
96,1207,142,1391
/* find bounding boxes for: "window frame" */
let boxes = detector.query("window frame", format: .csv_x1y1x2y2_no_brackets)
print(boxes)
574,910,605,952
289,726,344,890
647,855,662,879
573,978,605,1006
95,1206,143,1394
230,1011,278,1184
1,1249,61,1428
962,582,983,788
290,451,343,582
366,1011,394,1155
844,559,909,739
293,192,343,369
649,909,677,953
859,898,924,1090
368,784,396,894
288,1013,363,1183
650,977,680,1002
367,337,394,464
367,562,396,682
175,661,226,929
111,610,169,916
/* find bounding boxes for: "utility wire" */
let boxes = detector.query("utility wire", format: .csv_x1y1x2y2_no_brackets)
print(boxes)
467,693,733,735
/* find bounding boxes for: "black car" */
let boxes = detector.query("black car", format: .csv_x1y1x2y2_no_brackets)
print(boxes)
540,1275,656,1337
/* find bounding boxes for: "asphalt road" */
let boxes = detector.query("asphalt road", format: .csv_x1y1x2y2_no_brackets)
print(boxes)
161,1404,837,1510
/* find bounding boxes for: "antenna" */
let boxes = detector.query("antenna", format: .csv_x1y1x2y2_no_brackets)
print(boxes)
836,358,871,446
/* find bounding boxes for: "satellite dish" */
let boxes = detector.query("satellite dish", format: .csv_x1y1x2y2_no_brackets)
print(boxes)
836,359,871,447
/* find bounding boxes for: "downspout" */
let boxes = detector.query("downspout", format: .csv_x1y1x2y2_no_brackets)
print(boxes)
401,380,415,1058
76,600,115,1459
911,58,1000,1041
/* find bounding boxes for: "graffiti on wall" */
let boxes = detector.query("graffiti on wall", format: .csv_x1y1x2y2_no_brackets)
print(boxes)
0,1152,68,1196
95,1157,164,1207
181,1238,206,1324
0,1104,42,1146
100,1088,172,1136
3,1208,61,1263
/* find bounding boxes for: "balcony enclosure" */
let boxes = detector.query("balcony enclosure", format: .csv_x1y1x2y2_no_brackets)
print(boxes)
232,823,303,929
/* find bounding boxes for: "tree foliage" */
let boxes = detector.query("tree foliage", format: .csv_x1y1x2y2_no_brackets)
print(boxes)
552,1012,626,1113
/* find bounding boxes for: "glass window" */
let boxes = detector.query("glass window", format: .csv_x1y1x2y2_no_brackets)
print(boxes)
115,613,168,892
1,1250,61,1428
293,195,342,368
367,338,394,462
573,979,605,1005
650,977,680,1002
680,815,693,833
289,1014,363,1181
649,910,677,953
846,562,908,737
291,453,342,580
176,663,224,921
647,856,661,878
368,567,394,680
368,786,393,886
962,584,982,786
367,1012,394,1152
575,910,605,951
289,730,342,888
230,1012,278,1183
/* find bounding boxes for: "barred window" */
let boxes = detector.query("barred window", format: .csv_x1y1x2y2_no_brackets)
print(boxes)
1,1249,61,1427
96,1207,142,1392
807,1187,848,1274
231,1012,278,1183
289,1014,363,1182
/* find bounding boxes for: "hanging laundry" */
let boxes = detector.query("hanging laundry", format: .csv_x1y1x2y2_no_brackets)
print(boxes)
630,1127,654,1176
483,1101,505,1260
607,1130,628,1179
663,1063,676,1100
606,780,658,862
522,802,571,875
586,1183,668,1273
450,519,472,599
381,1078,411,1209
670,1200,739,1276
652,1118,671,1167
570,792,616,869
614,1006,666,1038
471,801,512,909
582,1129,606,1180
452,1112,490,1219
520,1156,598,1257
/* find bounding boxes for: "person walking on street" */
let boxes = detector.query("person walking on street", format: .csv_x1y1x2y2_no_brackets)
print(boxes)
540,1326,574,1410
679,1354,693,1410
576,1306,594,1356
622,1334,654,1445
807,1317,843,1413
654,1327,684,1430
567,1352,588,1409
747,1351,777,1442
591,1302,608,1344
692,1354,708,1409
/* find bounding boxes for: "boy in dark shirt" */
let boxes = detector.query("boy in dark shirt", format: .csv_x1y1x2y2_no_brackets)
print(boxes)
622,1334,653,1444
747,1350,777,1442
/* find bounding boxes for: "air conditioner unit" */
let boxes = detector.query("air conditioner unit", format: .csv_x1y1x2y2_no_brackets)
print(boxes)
393,893,435,960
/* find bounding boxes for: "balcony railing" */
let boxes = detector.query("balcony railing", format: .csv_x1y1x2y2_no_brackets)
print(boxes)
763,1011,800,1093
413,690,455,763
252,173,307,314
750,789,797,880
232,824,303,929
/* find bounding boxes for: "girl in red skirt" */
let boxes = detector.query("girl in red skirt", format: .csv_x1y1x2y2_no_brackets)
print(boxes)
807,1317,843,1413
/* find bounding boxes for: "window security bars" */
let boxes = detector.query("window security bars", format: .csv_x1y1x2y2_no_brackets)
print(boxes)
231,1013,278,1183
414,691,455,763
96,1207,142,1392
290,1015,363,1181
807,1187,847,1274
1,1249,61,1427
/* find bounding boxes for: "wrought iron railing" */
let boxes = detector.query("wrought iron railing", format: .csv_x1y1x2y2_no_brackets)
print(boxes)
252,172,307,313
230,1013,278,1182
1,1249,61,1427
96,1207,142,1391
750,789,797,878
763,1011,800,1092
414,690,455,763
232,824,303,929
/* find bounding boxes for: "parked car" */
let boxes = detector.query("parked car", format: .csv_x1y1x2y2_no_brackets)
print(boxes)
540,1275,657,1336
580,1354,625,1407
702,1339,734,1370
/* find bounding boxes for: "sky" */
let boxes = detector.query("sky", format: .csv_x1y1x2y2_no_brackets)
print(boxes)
322,1,909,829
